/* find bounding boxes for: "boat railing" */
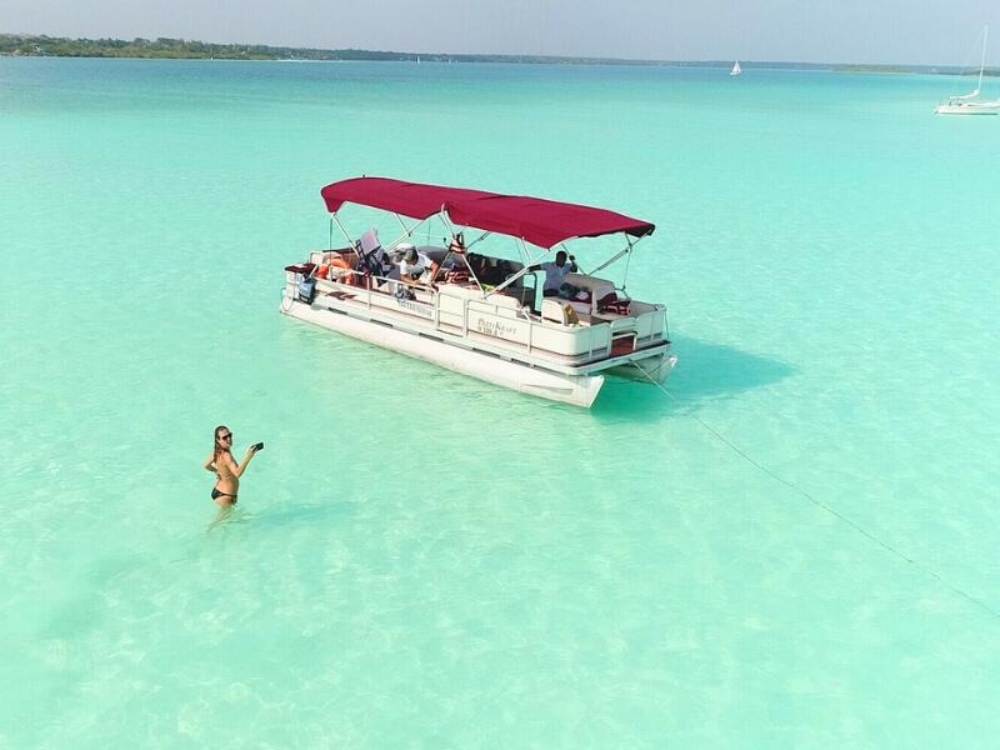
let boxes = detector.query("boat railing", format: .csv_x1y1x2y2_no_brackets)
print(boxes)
296,259,666,365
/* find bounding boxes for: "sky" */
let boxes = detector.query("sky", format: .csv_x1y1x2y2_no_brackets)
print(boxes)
2,0,999,66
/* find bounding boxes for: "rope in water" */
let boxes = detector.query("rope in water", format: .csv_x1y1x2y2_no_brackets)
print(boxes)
633,363,1000,622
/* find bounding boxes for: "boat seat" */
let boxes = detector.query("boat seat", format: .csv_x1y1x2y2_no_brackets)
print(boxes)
563,273,616,315
541,298,580,326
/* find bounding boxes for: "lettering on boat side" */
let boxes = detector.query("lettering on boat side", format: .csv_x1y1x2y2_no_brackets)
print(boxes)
475,317,521,340
396,299,434,318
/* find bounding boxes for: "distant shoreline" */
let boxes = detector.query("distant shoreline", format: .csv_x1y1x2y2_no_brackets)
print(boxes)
0,33,994,76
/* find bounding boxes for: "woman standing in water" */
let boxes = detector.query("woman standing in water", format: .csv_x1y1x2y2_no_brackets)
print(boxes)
204,425,260,506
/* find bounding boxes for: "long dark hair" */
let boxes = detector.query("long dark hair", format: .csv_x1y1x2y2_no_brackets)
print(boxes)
213,425,230,462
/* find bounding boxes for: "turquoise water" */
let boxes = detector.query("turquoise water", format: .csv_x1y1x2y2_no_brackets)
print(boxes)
2,58,999,747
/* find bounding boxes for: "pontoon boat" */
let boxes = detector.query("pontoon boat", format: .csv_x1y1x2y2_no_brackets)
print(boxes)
280,177,677,407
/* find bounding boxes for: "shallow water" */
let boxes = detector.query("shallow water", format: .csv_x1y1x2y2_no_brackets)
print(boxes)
1,58,999,747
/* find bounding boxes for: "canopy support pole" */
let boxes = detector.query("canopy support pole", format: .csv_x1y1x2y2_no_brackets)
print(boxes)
621,238,636,292
332,215,355,250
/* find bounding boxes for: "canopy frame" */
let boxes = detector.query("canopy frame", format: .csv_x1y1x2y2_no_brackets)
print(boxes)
321,176,656,297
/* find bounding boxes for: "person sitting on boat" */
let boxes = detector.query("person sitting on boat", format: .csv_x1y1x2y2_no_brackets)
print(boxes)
530,250,577,297
399,246,439,285
467,254,510,287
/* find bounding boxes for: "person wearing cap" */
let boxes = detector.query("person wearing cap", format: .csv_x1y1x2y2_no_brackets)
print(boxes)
399,247,439,285
529,250,577,297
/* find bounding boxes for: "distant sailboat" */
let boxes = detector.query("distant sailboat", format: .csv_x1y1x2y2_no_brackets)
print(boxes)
730,61,742,76
934,25,1000,115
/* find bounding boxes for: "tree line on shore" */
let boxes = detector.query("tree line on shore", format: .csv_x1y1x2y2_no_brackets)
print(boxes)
0,34,415,60
0,34,649,64
1,34,991,75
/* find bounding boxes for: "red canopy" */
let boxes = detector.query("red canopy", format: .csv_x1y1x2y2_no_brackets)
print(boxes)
321,177,495,220
320,177,655,249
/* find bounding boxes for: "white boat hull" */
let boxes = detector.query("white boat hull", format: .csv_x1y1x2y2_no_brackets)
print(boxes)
607,352,678,383
934,102,1000,115
281,292,609,407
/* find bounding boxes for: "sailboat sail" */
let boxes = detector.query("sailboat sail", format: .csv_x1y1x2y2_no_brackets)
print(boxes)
730,61,742,76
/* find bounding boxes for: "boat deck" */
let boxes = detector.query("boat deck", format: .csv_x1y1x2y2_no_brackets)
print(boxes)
284,256,671,378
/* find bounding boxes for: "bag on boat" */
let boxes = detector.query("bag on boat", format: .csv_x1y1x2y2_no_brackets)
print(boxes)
558,282,588,302
298,277,317,304
597,291,630,315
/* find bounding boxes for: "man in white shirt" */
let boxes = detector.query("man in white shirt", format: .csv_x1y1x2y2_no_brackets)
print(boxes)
531,250,578,296
398,247,440,284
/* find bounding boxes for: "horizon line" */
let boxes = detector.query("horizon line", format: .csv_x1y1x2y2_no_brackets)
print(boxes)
0,32,987,71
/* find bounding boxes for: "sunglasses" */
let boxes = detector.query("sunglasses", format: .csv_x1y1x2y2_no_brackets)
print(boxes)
219,433,233,441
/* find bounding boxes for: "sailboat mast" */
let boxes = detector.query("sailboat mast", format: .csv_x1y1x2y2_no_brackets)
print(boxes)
978,26,990,94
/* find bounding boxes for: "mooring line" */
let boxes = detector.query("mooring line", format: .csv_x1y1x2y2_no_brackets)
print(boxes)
634,365,999,622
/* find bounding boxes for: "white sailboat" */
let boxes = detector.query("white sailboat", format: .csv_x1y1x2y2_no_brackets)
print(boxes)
935,25,1000,115
730,61,742,76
